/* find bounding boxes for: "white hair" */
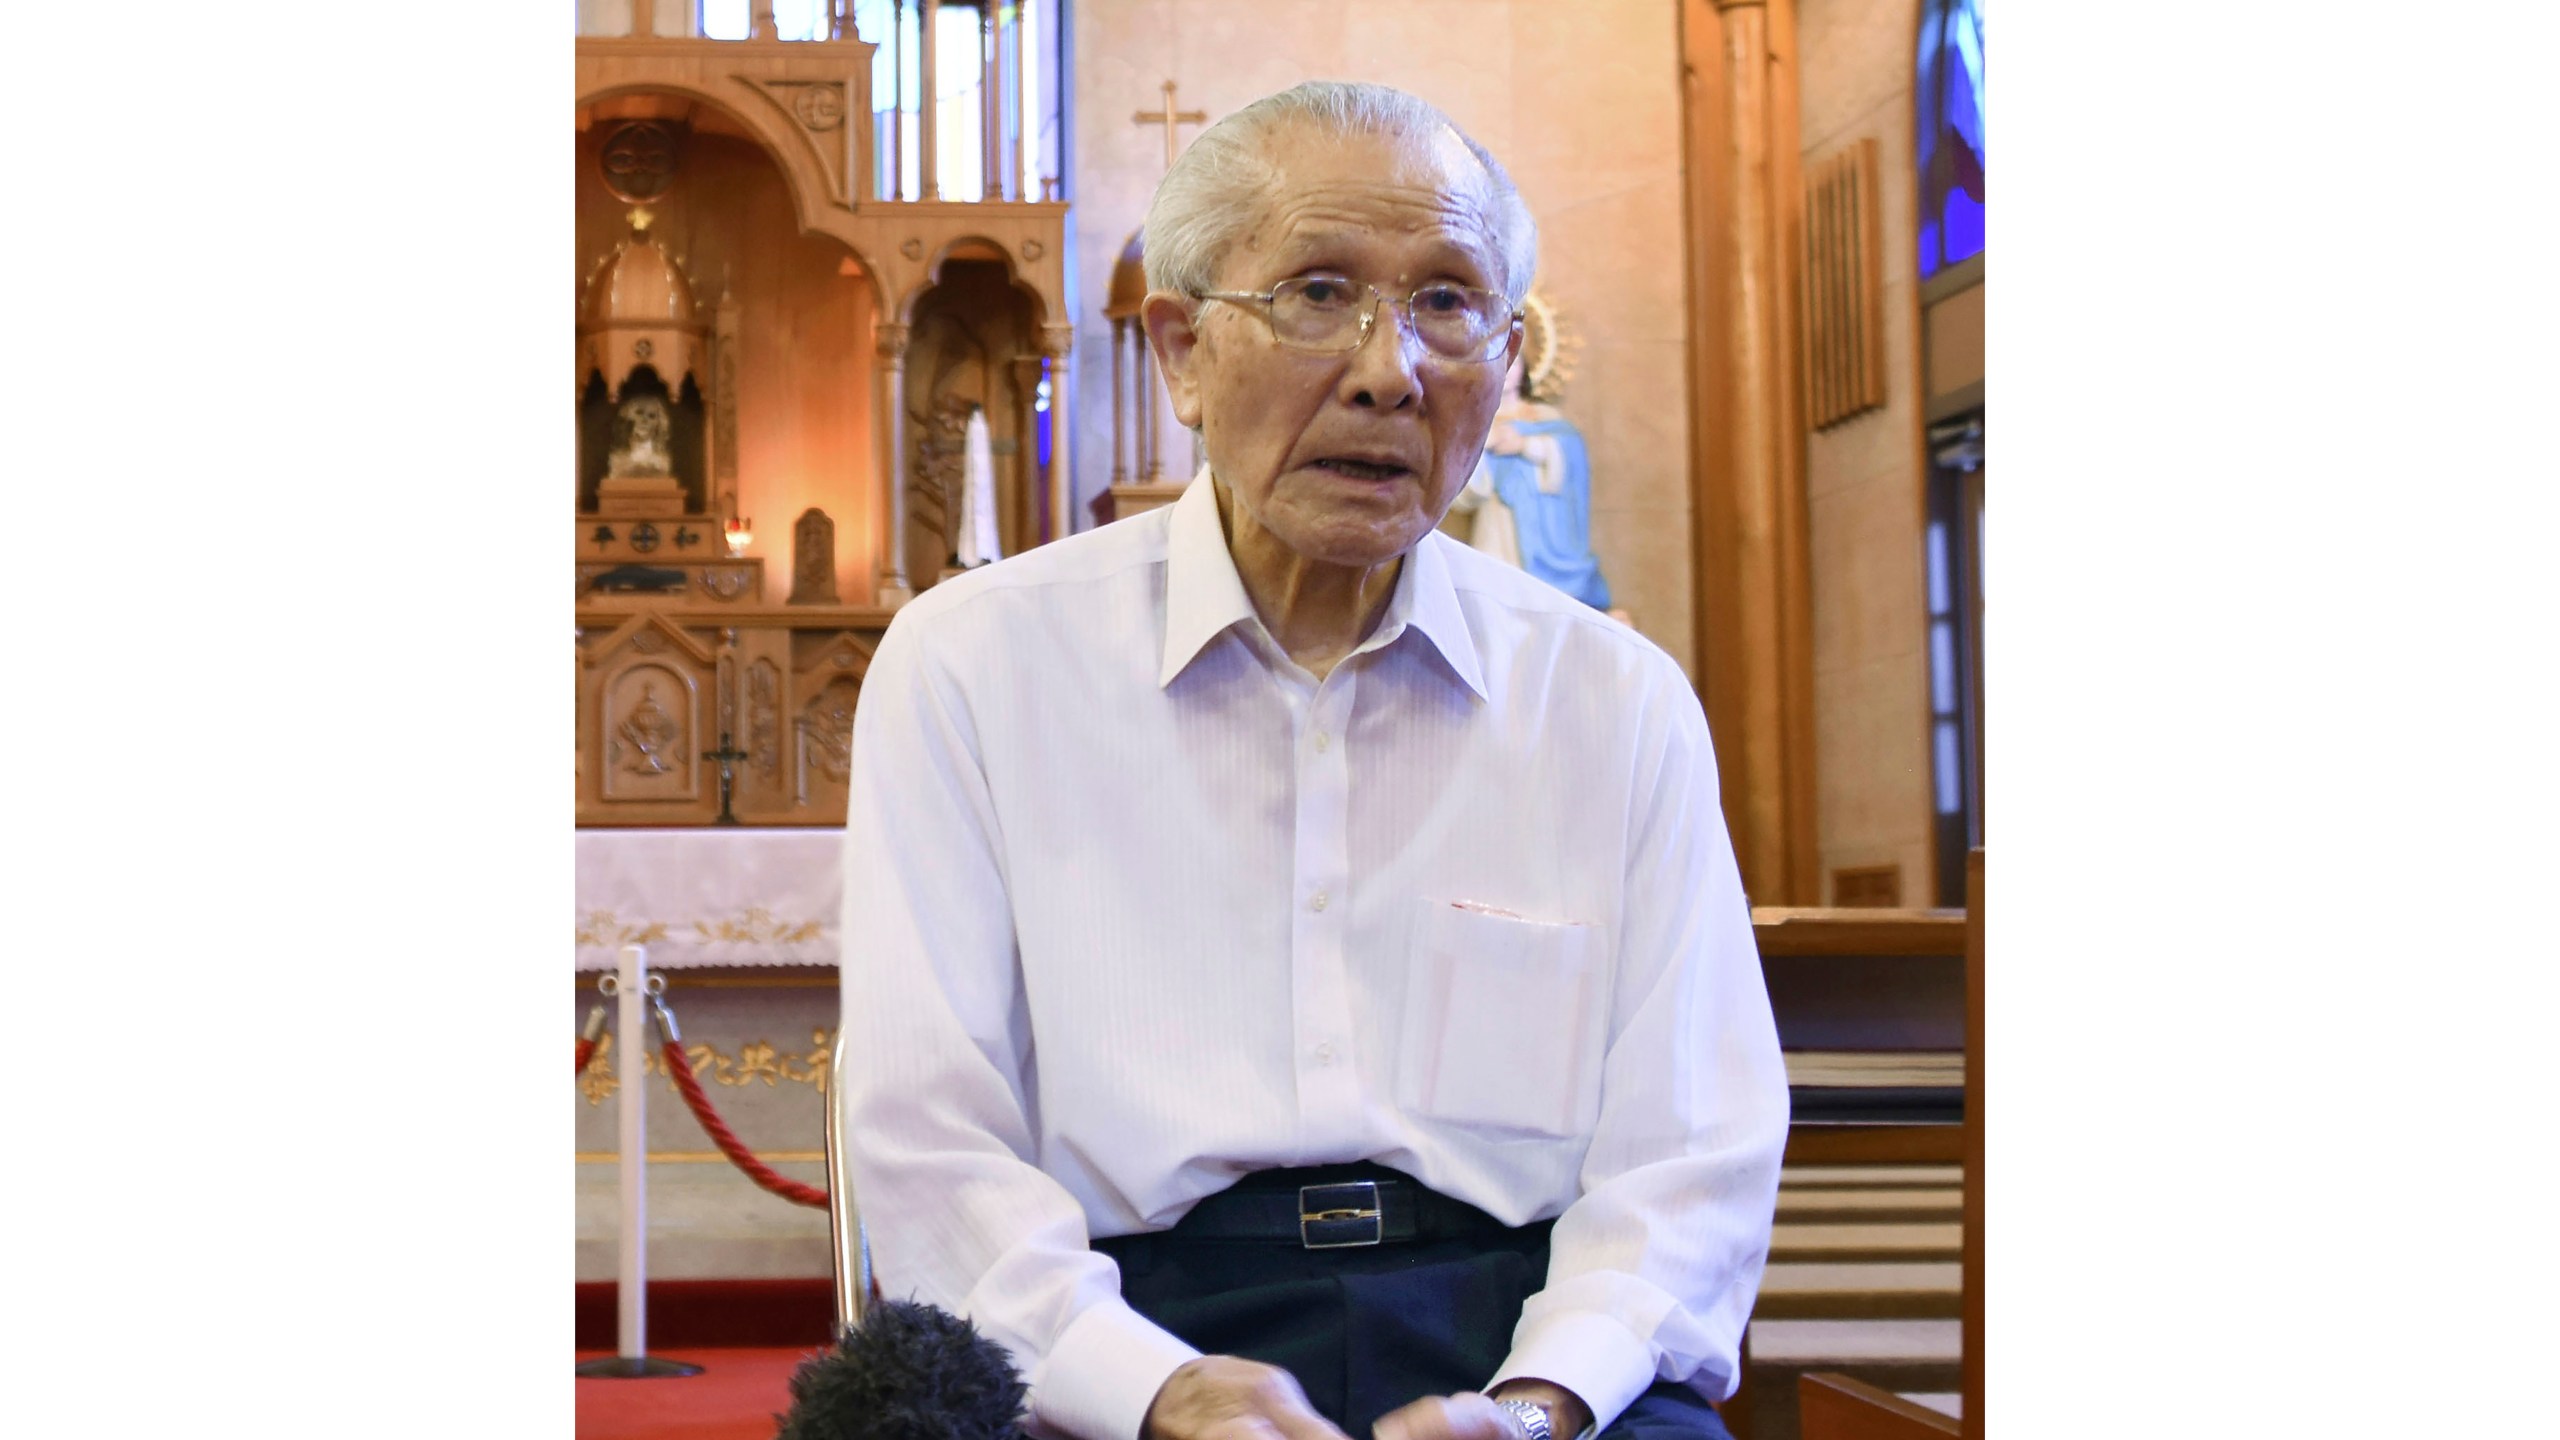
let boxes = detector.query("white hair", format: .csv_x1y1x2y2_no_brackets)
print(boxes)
1140,81,1539,303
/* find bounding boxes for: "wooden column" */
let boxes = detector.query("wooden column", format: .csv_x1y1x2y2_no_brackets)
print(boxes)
888,0,906,201
919,0,941,200
713,285,741,524
1008,353,1044,552
1682,0,1818,904
874,320,915,602
981,3,1003,199
1109,318,1129,486
1136,337,1161,482
1006,0,1027,201
1041,322,1074,542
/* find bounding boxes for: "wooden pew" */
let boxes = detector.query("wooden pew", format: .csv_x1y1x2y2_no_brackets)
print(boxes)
1753,904,1967,1168
1797,1374,1958,1440
1782,850,1984,1440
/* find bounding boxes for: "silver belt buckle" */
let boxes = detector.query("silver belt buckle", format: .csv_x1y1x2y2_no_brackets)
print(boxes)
1299,1181,1383,1248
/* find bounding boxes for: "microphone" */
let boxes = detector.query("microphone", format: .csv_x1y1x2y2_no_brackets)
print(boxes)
775,1299,1030,1440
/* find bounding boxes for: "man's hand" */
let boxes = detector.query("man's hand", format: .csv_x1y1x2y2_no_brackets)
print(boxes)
1372,1384,1595,1440
1143,1356,1352,1440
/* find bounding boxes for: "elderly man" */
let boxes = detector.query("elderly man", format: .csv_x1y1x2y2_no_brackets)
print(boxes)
839,81,1786,1440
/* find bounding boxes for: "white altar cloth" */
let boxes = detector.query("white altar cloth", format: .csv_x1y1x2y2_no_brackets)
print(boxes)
575,827,844,970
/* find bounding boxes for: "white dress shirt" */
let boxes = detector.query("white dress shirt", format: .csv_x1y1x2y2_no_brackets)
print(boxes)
839,475,1787,1440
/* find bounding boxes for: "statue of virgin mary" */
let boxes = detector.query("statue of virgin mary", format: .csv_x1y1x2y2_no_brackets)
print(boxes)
1448,293,1612,609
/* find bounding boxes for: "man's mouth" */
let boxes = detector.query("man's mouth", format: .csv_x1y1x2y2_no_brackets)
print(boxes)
1309,457,1415,482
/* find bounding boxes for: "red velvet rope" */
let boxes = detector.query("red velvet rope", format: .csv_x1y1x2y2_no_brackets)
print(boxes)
574,1037,599,1076
658,1037,831,1209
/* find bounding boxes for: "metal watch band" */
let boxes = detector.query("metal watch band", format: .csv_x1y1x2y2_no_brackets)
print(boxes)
1495,1399,1554,1440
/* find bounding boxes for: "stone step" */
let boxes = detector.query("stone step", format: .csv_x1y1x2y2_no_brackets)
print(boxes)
1779,1164,1963,1188
1754,1261,1960,1319
1774,1187,1960,1224
1750,1318,1961,1366
1784,1051,1963,1087
1767,1221,1961,1263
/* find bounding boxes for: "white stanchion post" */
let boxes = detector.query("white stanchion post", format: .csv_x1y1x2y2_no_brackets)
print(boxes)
824,1024,871,1337
577,943,702,1379
615,941,649,1358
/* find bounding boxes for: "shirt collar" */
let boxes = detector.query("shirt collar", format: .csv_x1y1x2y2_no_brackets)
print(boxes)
1158,471,1489,704
1159,471,1260,688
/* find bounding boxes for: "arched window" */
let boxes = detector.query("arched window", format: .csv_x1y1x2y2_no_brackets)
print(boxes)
1917,0,1985,277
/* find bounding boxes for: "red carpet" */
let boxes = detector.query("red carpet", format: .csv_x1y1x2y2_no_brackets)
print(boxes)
575,1346,821,1440
577,1279,835,1350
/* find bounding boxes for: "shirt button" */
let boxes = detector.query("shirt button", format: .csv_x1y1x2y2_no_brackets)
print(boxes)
1314,1042,1338,1065
1311,890,1329,912
1313,731,1330,753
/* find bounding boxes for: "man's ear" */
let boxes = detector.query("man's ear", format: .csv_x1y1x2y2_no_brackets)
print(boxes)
1140,291,1207,430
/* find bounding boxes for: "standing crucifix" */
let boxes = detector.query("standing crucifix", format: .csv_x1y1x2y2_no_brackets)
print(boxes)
704,730,749,826
1133,79,1206,171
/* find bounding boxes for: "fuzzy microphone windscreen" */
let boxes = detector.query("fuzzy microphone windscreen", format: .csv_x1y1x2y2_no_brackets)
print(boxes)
774,1299,1030,1440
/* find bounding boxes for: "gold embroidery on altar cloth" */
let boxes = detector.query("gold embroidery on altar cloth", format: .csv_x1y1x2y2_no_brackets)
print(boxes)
576,907,823,949
689,906,824,945
577,909,670,947
578,1028,835,1106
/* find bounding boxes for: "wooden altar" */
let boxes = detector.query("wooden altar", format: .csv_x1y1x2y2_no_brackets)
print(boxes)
574,15,1074,827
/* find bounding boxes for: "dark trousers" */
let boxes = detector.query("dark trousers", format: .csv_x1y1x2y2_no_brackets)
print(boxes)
1092,1164,1733,1440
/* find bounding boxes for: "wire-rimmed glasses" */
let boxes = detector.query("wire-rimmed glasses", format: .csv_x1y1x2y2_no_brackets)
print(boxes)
1195,276,1521,363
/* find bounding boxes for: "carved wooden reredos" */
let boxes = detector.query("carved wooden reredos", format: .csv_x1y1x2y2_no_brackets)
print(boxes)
574,25,1071,828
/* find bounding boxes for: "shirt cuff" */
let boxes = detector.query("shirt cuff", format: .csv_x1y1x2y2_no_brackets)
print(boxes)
1488,1311,1660,1436
1027,1294,1203,1440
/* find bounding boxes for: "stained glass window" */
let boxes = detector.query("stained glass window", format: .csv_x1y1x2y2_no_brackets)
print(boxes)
1917,0,1985,277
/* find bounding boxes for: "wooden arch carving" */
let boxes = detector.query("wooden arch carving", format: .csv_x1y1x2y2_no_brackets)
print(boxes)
899,235,1055,330
574,79,876,273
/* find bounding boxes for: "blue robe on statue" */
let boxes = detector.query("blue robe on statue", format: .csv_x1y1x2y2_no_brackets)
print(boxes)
1486,417,1612,609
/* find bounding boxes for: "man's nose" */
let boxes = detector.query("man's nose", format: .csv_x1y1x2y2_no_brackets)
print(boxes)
1339,293,1424,411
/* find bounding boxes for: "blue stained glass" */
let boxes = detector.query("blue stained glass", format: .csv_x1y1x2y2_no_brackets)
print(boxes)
1929,621,1958,715
1934,722,1963,815
1925,520,1952,614
1035,370,1053,468
1917,0,1985,277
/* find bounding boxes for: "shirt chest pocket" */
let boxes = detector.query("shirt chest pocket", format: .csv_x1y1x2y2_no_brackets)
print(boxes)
1394,899,1611,1139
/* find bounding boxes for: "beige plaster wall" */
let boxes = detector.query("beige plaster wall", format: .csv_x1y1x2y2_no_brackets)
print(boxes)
1798,0,1937,903
1067,0,1698,677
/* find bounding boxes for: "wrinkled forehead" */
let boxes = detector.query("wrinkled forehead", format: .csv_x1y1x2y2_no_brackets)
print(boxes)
1219,122,1504,286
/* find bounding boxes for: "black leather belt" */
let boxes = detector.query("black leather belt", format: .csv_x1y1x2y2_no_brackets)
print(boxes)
1167,1167,1514,1249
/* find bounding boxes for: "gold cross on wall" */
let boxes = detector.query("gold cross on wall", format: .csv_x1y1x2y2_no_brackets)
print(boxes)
1133,79,1207,172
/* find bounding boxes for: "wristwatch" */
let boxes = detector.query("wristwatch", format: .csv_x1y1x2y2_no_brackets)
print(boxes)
1494,1399,1554,1440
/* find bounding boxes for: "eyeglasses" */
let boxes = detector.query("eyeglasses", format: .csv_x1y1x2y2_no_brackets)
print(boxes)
1194,276,1521,364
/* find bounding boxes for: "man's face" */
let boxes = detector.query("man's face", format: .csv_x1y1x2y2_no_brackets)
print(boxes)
1147,124,1522,572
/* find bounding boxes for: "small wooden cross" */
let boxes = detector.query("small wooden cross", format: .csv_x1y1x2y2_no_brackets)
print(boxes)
703,730,750,826
1133,80,1206,172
